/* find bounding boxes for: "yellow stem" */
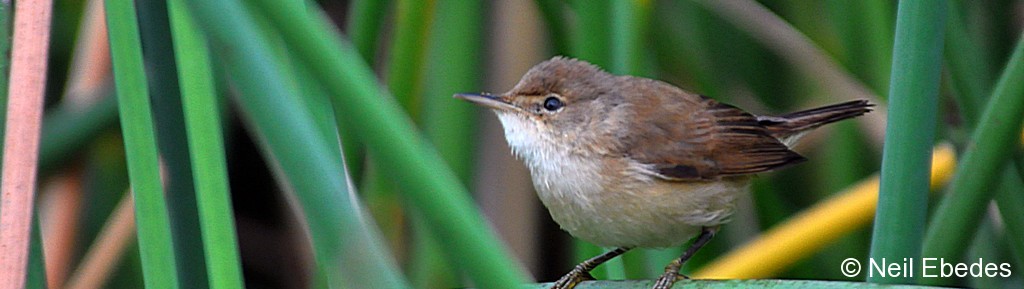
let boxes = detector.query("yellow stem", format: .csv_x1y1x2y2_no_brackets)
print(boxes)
695,143,957,278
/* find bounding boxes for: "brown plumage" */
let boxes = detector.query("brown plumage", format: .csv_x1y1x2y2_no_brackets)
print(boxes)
759,99,874,139
499,56,872,181
637,96,872,181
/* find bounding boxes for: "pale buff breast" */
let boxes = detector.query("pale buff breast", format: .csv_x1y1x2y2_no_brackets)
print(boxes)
529,153,747,248
497,111,747,248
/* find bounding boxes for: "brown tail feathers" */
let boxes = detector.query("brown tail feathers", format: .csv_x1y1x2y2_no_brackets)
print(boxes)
758,99,874,140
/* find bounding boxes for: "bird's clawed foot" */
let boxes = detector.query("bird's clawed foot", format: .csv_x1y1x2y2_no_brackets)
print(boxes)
651,271,688,289
650,226,716,289
550,266,595,289
550,247,632,289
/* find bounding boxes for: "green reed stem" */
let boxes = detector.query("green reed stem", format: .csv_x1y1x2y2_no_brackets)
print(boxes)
387,0,435,120
168,1,245,288
534,0,570,55
944,1,993,127
347,0,389,64
868,0,947,284
422,0,483,182
27,220,48,289
997,163,1024,266
572,0,612,68
136,1,206,286
105,0,181,287
611,0,651,76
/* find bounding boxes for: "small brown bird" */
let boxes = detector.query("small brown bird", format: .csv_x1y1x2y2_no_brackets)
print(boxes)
456,57,872,289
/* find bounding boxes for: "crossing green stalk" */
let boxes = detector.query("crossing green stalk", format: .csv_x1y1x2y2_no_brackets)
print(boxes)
921,33,1024,286
180,0,412,288
229,0,533,287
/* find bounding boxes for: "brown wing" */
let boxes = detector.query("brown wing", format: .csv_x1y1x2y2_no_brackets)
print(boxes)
628,95,806,181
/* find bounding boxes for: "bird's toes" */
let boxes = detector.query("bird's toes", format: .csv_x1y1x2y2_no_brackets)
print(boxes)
650,271,685,289
550,268,595,289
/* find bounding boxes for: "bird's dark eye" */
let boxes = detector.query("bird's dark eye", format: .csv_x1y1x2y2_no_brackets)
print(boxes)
543,97,563,111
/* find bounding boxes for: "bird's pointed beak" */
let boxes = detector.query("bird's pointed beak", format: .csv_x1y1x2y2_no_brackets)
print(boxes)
454,93,518,112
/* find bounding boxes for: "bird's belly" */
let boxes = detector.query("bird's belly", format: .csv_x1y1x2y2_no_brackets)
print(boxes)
531,161,748,248
505,125,749,248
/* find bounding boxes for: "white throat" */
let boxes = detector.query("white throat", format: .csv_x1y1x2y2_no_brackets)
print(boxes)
494,112,603,195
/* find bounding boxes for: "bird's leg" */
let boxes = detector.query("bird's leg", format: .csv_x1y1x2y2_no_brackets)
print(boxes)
551,246,632,289
652,226,719,289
